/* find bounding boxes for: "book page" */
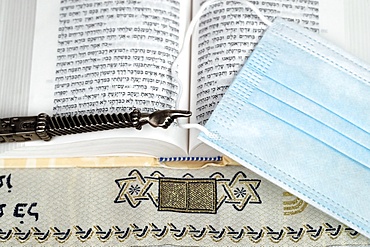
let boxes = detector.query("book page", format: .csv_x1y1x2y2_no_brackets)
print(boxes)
320,0,370,65
27,0,191,155
0,0,37,155
189,0,320,153
30,0,190,115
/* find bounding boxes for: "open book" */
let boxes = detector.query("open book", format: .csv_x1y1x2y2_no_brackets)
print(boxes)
0,0,368,158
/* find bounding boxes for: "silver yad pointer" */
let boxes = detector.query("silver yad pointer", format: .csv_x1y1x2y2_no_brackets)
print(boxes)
0,109,191,143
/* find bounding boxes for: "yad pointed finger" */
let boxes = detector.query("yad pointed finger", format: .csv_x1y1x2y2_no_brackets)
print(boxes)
168,110,192,119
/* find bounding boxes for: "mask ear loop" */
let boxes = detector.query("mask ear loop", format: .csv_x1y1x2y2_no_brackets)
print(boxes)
173,0,272,136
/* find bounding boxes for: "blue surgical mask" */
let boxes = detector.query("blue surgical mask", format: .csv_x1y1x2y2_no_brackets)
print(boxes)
199,18,370,238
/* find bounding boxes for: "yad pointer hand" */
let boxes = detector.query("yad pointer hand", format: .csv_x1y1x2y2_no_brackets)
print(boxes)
141,110,192,129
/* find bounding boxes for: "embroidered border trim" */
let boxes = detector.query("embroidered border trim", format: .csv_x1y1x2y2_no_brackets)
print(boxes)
0,223,359,244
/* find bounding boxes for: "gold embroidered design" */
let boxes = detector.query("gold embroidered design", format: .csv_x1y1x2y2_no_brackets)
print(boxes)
159,178,216,213
114,170,261,212
283,192,308,215
160,180,188,210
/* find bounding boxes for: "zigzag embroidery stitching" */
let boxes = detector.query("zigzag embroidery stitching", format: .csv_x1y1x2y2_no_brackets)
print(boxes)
0,223,359,244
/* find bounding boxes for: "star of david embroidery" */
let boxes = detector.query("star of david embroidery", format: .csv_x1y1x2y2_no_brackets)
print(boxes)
114,169,156,207
218,171,262,211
